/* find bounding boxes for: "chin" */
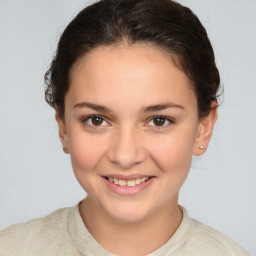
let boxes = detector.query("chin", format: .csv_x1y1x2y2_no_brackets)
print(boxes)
104,203,153,223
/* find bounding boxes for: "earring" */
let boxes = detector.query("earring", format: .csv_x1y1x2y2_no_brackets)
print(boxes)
63,147,69,153
199,146,204,149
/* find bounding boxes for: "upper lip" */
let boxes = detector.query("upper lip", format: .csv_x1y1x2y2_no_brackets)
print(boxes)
102,174,156,180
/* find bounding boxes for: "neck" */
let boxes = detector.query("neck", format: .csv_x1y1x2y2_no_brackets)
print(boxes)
79,196,183,256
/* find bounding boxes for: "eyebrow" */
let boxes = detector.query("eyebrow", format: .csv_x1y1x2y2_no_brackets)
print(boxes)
142,103,184,112
73,102,184,113
73,102,114,113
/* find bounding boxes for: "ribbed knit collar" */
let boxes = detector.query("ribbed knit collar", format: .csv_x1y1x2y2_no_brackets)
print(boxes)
68,202,194,256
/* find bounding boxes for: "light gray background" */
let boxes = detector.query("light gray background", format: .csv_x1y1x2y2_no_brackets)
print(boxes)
0,0,255,255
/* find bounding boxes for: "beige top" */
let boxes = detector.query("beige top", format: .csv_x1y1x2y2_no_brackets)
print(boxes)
0,203,250,256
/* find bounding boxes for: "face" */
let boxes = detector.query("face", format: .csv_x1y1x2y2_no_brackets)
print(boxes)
57,44,214,222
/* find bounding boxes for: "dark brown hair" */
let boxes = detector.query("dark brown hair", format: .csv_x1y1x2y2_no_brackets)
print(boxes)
45,0,220,119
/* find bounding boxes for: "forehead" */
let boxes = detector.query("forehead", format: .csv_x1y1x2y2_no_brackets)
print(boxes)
71,44,187,82
67,44,197,112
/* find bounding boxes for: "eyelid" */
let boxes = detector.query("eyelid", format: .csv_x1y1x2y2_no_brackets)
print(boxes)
80,114,175,129
81,114,111,128
145,115,175,129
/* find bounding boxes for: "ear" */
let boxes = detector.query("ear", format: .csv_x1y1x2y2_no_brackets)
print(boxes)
55,106,69,154
193,102,218,156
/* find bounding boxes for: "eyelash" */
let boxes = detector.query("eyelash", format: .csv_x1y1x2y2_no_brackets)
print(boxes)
146,115,175,129
81,115,109,129
81,114,175,129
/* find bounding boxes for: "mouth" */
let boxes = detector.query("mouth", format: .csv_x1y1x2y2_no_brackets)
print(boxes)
102,175,156,196
103,176,152,187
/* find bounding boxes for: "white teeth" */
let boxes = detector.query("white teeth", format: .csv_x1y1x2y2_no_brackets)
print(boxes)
135,178,141,185
119,179,127,186
127,180,136,186
107,176,150,186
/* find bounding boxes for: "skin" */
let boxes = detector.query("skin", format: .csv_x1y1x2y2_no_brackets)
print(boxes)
56,44,217,255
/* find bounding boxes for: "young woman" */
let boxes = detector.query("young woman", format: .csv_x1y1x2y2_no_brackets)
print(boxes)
0,0,250,255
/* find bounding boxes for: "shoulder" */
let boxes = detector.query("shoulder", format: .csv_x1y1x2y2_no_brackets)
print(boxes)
0,206,77,256
0,206,71,236
150,206,250,256
186,217,250,256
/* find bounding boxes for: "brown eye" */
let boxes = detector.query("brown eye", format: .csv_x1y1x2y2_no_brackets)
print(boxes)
153,117,166,126
82,115,108,128
91,116,103,126
147,116,174,128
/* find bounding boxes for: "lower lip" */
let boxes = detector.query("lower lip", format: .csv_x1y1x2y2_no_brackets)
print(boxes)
102,177,155,196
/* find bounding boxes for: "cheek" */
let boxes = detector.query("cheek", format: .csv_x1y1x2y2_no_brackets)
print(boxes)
150,137,193,199
147,128,197,173
68,132,106,174
154,142,192,174
67,132,108,196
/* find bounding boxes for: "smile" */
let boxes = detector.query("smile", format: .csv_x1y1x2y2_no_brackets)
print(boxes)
106,177,150,187
102,175,155,196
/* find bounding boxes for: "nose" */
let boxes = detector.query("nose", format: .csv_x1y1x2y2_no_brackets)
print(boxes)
107,126,146,169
